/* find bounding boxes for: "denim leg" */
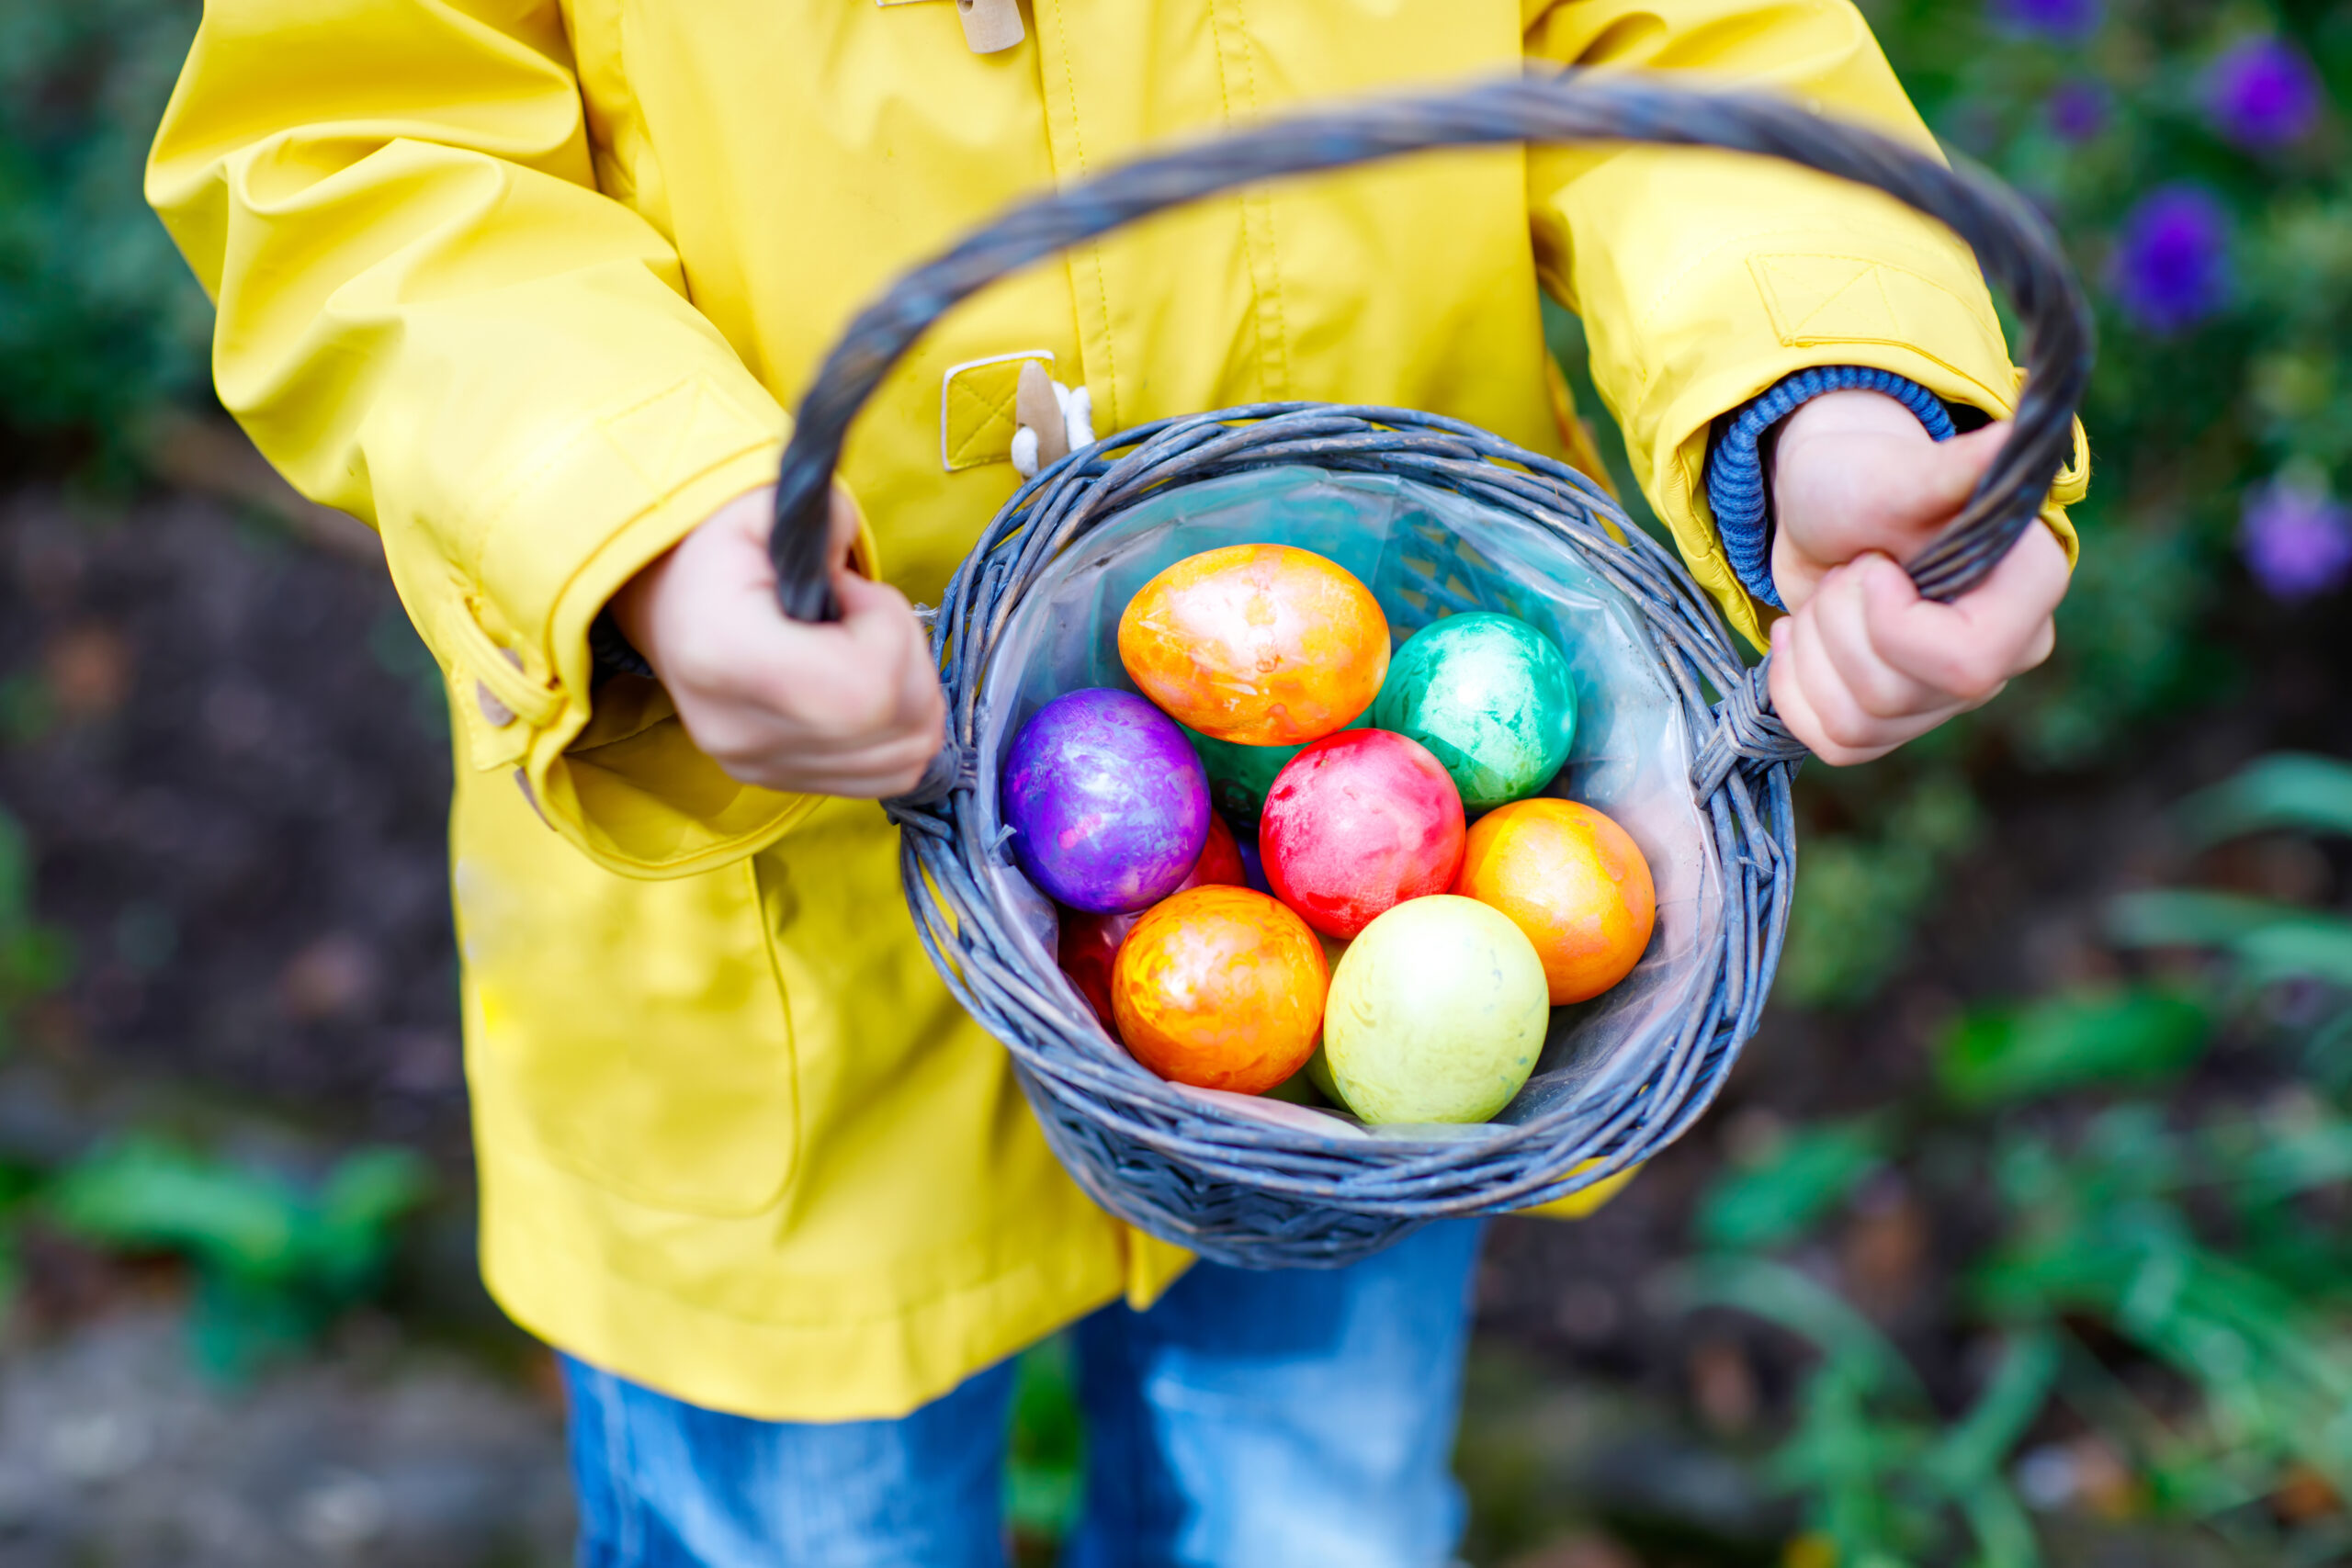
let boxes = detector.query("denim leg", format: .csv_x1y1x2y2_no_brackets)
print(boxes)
561,1353,1017,1568
1064,1220,1485,1568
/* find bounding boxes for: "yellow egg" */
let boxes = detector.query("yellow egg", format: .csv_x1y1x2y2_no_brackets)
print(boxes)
1322,895,1548,1125
1116,545,1388,745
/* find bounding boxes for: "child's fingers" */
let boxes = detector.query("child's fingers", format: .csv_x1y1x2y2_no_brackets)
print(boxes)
1770,600,1884,764
703,572,938,756
1869,524,2068,700
832,569,946,728
826,485,865,576
1783,583,1884,755
1765,615,1875,766
1770,566,1984,764
1809,555,1944,721
1787,569,1958,758
736,731,945,796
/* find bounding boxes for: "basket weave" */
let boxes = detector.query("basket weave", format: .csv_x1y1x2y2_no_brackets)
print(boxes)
761,74,2092,1268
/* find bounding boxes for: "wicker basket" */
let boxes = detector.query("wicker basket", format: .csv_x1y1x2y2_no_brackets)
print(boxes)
761,74,2091,1268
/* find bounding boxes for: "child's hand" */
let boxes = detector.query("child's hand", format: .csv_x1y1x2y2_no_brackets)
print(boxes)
610,485,946,796
1764,389,2069,766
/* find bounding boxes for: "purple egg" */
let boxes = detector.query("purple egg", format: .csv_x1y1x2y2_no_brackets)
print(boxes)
1236,835,1272,896
1001,689,1211,914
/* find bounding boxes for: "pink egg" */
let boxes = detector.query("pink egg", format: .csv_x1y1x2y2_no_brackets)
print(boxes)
1259,729,1466,939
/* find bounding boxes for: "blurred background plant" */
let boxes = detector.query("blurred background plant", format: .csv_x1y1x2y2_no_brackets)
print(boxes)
44,1138,432,1379
1675,751,2352,1567
0,0,2347,1562
1769,0,2352,1008
0,0,209,474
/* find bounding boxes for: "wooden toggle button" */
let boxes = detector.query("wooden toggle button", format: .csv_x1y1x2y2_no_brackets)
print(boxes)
1015,361,1069,468
956,0,1023,53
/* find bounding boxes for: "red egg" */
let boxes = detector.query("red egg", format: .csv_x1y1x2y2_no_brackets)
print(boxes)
1260,730,1466,939
1057,816,1246,1030
1187,810,1248,891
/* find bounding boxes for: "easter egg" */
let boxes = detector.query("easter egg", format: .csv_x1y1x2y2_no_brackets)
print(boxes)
1305,1043,1340,1104
1321,895,1549,1124
1301,934,1347,1102
1002,688,1210,914
1235,835,1272,896
1111,886,1329,1093
1457,799,1657,1004
1118,545,1388,745
1260,729,1465,938
1372,612,1577,811
1183,714,1369,829
1185,809,1249,892
1057,816,1248,1029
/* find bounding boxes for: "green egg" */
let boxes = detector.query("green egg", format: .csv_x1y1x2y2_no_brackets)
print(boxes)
1266,1059,1328,1106
1182,713,1370,829
1371,612,1577,811
1305,1042,1340,1104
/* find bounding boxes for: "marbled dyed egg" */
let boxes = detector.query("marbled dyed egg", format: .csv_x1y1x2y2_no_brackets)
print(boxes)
1057,815,1247,1029
1182,714,1371,830
1111,886,1329,1094
1372,613,1577,811
1001,688,1209,914
1260,728,1465,939
1118,545,1388,745
1321,895,1549,1125
1457,798,1656,1005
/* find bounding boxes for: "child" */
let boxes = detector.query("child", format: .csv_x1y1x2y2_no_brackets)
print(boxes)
150,2,2085,1562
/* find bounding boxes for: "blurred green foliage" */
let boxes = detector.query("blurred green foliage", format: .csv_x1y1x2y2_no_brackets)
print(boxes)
1697,1117,1890,1253
1679,1257,2055,1568
0,807,73,1047
1691,752,2352,1564
1008,1334,1085,1549
44,1138,431,1378
2173,750,2352,847
1938,987,2210,1106
0,0,208,461
1780,0,2352,1010
1781,765,1982,1010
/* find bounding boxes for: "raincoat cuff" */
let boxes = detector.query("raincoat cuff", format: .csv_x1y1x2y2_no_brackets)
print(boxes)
1706,366,1954,612
1658,349,2087,653
528,467,887,881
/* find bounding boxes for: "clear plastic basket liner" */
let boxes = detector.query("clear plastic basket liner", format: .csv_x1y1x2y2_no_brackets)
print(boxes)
975,465,1724,1145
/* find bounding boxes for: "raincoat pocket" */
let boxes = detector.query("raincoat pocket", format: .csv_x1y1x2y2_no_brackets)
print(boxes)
456,782,799,1217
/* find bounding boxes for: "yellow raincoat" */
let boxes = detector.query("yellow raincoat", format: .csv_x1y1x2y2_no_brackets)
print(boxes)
150,0,2086,1420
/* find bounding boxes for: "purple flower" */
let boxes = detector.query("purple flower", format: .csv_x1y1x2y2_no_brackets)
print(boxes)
2241,480,2352,601
1993,0,2100,42
2205,38,2324,149
2046,81,2111,142
2109,186,2231,334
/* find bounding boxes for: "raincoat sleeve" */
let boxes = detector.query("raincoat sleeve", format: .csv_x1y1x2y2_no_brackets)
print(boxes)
146,0,841,877
1523,0,2090,649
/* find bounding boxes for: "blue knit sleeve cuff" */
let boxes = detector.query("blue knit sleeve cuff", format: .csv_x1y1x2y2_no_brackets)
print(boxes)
1705,367,1955,612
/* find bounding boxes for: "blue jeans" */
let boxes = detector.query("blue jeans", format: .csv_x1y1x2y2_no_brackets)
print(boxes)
562,1221,1484,1568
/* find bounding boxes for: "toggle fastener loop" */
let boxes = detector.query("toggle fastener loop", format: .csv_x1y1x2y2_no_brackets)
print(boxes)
956,0,1023,53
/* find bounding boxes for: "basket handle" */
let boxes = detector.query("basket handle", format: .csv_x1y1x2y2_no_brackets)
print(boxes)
768,72,2089,623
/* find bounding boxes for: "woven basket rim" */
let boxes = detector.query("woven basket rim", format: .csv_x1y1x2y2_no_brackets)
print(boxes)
888,402,1801,1216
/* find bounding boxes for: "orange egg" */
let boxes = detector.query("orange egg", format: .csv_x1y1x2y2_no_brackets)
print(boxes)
1456,799,1657,1004
1111,886,1329,1094
1117,545,1388,745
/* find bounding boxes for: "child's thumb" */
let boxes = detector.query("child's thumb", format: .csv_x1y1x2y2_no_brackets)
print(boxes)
830,568,932,667
1900,423,2009,531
